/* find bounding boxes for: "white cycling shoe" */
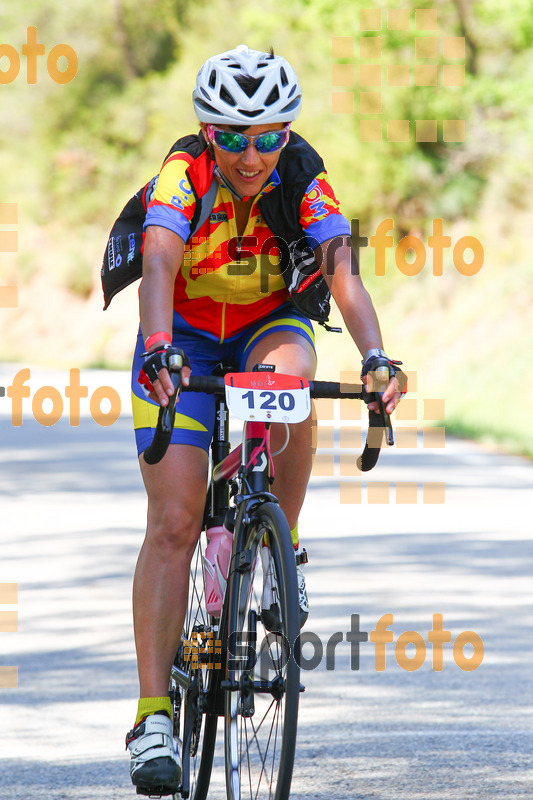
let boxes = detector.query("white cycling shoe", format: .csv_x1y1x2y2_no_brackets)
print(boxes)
126,712,181,796
261,547,309,632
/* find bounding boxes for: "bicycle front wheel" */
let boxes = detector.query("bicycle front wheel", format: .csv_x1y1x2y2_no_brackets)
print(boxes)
170,537,218,800
224,501,300,800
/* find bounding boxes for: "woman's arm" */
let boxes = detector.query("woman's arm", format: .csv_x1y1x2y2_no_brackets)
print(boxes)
315,235,402,414
139,225,187,406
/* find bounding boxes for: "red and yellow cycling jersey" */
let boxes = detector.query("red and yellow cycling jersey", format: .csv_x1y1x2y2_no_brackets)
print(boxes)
145,150,350,342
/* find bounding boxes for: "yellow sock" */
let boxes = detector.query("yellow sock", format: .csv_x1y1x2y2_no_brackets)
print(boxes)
291,522,299,549
264,522,299,548
135,696,172,725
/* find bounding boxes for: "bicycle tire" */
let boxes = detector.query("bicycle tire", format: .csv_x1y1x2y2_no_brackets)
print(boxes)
224,502,300,800
170,537,218,800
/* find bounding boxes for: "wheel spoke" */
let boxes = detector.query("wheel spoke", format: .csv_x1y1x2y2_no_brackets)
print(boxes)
246,700,281,800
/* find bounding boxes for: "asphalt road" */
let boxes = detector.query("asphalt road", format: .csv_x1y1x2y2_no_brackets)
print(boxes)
0,369,532,799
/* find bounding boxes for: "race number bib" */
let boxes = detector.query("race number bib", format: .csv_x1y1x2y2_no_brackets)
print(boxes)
224,373,311,423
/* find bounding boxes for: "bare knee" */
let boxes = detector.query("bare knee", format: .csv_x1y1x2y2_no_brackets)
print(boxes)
145,500,201,557
139,443,208,558
245,331,317,379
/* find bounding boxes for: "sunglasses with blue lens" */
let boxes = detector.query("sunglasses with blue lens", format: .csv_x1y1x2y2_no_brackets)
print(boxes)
207,124,291,154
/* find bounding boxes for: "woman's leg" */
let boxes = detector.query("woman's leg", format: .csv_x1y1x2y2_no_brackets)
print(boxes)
134,444,209,697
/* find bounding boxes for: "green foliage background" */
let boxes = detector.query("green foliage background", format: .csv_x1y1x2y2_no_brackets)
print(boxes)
1,0,532,455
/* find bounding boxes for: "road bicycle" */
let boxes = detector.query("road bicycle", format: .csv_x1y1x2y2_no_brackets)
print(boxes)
141,355,395,800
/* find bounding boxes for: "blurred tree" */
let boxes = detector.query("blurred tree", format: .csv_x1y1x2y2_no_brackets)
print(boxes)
3,0,533,240
109,0,182,78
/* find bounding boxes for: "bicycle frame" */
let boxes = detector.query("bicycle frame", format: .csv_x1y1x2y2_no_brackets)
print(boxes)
210,415,274,507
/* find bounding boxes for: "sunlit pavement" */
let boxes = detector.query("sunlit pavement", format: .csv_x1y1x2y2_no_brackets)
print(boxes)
1,368,532,798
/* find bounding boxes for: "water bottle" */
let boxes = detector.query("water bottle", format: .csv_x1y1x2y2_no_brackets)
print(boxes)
203,510,235,616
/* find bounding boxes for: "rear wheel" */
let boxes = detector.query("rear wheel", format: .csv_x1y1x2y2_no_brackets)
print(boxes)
224,502,300,800
170,537,218,800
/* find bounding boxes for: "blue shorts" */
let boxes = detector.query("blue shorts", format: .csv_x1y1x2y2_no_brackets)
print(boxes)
131,303,315,455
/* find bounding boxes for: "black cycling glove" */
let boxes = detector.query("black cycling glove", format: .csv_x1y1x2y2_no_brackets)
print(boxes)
361,349,407,394
138,345,190,396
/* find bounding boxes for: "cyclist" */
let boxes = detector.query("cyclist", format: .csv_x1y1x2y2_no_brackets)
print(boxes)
125,44,404,796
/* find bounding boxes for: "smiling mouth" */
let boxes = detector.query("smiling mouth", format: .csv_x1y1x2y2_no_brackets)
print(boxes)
237,170,261,178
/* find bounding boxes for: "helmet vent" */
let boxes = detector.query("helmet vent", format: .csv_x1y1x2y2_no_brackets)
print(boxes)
280,67,288,86
238,109,263,117
235,74,265,98
281,98,300,113
264,86,280,106
195,99,222,116
220,85,237,106
208,70,217,88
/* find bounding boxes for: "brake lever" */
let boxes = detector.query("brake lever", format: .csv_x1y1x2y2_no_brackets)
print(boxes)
361,367,394,447
375,392,394,446
158,374,181,434
159,355,185,434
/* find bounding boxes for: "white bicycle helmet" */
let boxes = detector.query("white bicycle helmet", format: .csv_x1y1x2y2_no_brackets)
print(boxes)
193,44,302,125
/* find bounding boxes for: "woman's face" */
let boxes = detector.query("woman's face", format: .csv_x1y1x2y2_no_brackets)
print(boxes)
201,122,286,199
